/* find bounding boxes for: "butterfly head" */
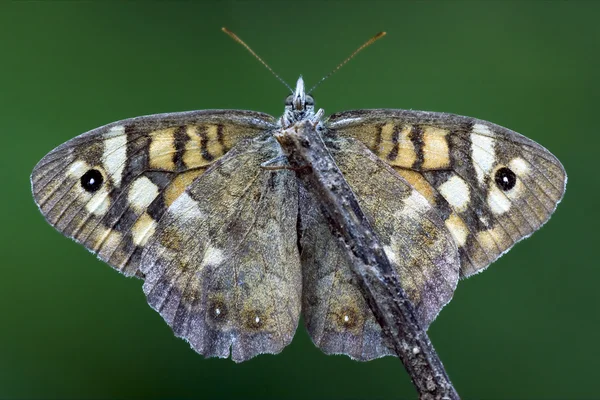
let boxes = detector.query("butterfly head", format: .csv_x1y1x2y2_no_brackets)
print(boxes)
282,76,316,126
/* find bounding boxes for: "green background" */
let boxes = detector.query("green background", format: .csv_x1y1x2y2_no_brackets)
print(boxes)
1,1,597,399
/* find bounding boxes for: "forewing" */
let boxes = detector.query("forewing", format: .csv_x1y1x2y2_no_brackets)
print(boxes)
139,135,301,362
329,110,566,277
300,136,460,361
31,110,275,277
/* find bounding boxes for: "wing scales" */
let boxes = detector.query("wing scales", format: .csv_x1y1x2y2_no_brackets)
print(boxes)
329,109,566,276
300,136,460,360
31,110,275,276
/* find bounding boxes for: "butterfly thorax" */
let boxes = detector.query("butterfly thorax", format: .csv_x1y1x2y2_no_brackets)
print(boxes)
281,76,319,128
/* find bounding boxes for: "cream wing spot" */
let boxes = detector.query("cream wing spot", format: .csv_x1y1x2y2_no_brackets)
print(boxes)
471,130,496,185
67,160,90,178
398,190,430,219
85,187,110,215
509,157,530,175
183,125,216,168
93,226,123,254
205,125,222,158
379,122,394,154
128,176,159,213
439,175,471,212
422,126,450,169
102,126,127,187
201,246,225,268
383,245,398,265
170,192,204,218
149,128,177,171
183,125,200,168
472,123,494,136
487,185,512,215
444,213,469,247
132,212,157,246
380,124,417,168
396,125,418,168
164,169,204,208
476,225,509,255
394,169,437,205
479,216,491,228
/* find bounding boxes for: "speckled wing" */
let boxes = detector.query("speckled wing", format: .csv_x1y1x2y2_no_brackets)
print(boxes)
31,111,302,362
139,135,301,362
328,109,567,277
299,136,460,361
31,110,274,277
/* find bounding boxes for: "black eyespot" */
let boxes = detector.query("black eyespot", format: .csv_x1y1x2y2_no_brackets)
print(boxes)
80,169,103,192
494,167,517,191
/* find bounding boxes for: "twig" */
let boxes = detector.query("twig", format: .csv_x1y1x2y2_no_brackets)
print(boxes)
275,119,460,400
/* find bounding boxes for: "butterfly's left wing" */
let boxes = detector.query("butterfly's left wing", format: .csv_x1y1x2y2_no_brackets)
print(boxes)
328,109,567,277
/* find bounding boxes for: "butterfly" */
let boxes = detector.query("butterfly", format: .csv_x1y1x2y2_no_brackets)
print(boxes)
31,33,566,363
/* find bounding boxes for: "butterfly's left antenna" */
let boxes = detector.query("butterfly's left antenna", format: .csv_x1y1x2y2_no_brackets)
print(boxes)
222,27,293,92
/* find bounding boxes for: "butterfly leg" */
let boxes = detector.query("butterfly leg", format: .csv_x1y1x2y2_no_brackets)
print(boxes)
260,154,290,170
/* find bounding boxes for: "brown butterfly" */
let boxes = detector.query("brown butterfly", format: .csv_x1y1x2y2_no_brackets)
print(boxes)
31,31,566,362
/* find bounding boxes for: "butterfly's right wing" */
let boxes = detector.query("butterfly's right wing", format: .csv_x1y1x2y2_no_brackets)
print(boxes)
328,109,566,277
299,136,460,361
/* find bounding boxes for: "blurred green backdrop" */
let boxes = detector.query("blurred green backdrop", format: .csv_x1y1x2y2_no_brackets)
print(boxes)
1,1,597,399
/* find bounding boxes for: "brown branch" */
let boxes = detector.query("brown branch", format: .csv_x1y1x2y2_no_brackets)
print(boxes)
275,119,460,400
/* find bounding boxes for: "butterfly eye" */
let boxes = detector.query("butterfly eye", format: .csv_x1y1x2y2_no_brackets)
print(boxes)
494,167,517,191
305,95,315,106
284,95,293,106
80,169,104,192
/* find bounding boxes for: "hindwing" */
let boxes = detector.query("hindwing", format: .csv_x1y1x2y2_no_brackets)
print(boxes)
139,135,301,362
300,136,460,360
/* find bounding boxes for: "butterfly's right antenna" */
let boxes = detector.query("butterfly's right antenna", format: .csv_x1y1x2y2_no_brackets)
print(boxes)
222,27,293,93
309,31,387,94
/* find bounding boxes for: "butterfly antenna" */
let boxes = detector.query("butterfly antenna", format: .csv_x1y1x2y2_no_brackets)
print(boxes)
222,27,293,92
309,31,386,94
